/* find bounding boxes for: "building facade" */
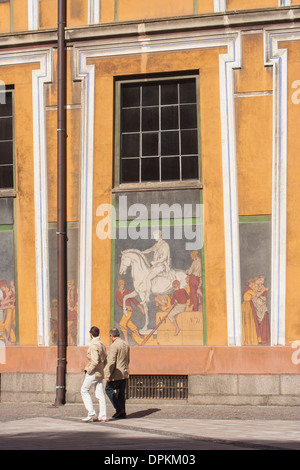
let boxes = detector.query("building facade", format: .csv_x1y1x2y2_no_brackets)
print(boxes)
0,0,300,404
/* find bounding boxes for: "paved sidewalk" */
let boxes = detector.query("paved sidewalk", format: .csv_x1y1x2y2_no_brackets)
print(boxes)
0,402,300,451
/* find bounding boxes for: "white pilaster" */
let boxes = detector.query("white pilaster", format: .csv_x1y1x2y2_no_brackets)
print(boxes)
88,0,100,24
214,0,226,13
28,0,39,30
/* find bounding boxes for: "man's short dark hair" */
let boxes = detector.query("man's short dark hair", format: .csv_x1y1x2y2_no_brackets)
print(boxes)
109,328,120,338
90,326,100,337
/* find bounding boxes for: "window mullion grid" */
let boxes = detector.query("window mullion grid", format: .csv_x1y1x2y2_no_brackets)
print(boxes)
0,88,14,190
178,83,182,181
139,85,142,183
158,84,162,183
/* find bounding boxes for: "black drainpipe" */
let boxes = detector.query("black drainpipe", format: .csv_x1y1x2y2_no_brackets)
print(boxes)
55,0,67,406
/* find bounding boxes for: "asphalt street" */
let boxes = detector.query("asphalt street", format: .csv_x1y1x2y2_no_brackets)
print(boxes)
0,401,300,453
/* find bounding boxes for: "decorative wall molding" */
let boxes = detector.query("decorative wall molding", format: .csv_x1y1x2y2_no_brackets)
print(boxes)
27,0,101,31
0,48,52,345
74,31,242,345
279,0,292,6
219,33,242,345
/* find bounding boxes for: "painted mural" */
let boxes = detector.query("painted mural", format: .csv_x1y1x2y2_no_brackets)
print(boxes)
242,274,270,345
48,223,79,346
239,218,271,345
49,279,78,346
0,279,16,345
113,229,204,346
0,207,17,345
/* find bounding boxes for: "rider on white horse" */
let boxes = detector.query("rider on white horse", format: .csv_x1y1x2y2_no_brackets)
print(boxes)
142,230,174,302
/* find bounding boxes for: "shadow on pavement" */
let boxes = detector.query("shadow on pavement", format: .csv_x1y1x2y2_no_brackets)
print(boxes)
126,408,161,419
0,428,297,451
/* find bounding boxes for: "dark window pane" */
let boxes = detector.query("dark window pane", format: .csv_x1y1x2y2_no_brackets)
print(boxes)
119,77,199,184
182,156,199,179
142,107,159,131
161,131,179,156
141,157,159,181
121,108,140,133
0,92,12,117
0,230,15,289
122,84,140,107
180,79,196,103
161,106,178,130
0,165,13,189
180,104,197,129
121,158,139,183
161,82,178,105
0,198,14,224
121,133,139,158
0,141,13,165
142,133,158,156
0,117,13,141
161,157,180,181
181,130,198,155
142,83,159,106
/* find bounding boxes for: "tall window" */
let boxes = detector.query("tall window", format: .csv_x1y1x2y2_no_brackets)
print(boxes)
0,84,17,345
0,85,14,189
116,76,200,185
112,75,205,347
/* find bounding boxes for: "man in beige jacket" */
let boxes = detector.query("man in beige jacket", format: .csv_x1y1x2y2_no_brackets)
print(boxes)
104,328,130,419
81,326,107,422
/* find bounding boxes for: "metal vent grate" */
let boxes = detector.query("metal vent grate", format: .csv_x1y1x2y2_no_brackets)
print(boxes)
127,375,188,400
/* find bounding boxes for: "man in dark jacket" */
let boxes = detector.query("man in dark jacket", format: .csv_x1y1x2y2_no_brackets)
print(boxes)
104,328,130,419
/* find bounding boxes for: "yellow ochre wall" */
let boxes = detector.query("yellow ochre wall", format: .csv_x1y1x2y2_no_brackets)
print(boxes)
0,2,300,362
45,49,81,223
281,39,300,342
1,0,300,34
235,33,273,216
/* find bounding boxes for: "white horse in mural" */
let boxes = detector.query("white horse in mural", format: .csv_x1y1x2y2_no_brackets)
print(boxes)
119,249,187,334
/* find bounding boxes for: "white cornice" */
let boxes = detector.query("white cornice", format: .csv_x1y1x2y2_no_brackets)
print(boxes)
0,7,300,48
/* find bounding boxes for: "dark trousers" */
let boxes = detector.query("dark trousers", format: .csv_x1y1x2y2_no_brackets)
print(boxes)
105,379,127,413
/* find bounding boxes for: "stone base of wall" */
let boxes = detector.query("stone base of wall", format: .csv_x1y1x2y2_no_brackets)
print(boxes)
1,373,300,406
188,375,300,406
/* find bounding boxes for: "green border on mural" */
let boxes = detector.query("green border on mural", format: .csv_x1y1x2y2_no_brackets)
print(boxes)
110,195,116,329
194,0,198,15
239,215,272,223
114,0,118,22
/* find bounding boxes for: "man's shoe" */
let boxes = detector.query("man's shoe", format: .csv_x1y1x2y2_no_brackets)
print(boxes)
114,412,127,419
82,414,97,422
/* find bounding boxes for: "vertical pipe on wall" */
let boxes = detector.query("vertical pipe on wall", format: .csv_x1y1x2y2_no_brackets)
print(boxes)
55,0,67,406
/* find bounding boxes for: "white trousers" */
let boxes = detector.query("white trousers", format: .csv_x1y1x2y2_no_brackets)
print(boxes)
81,373,107,420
